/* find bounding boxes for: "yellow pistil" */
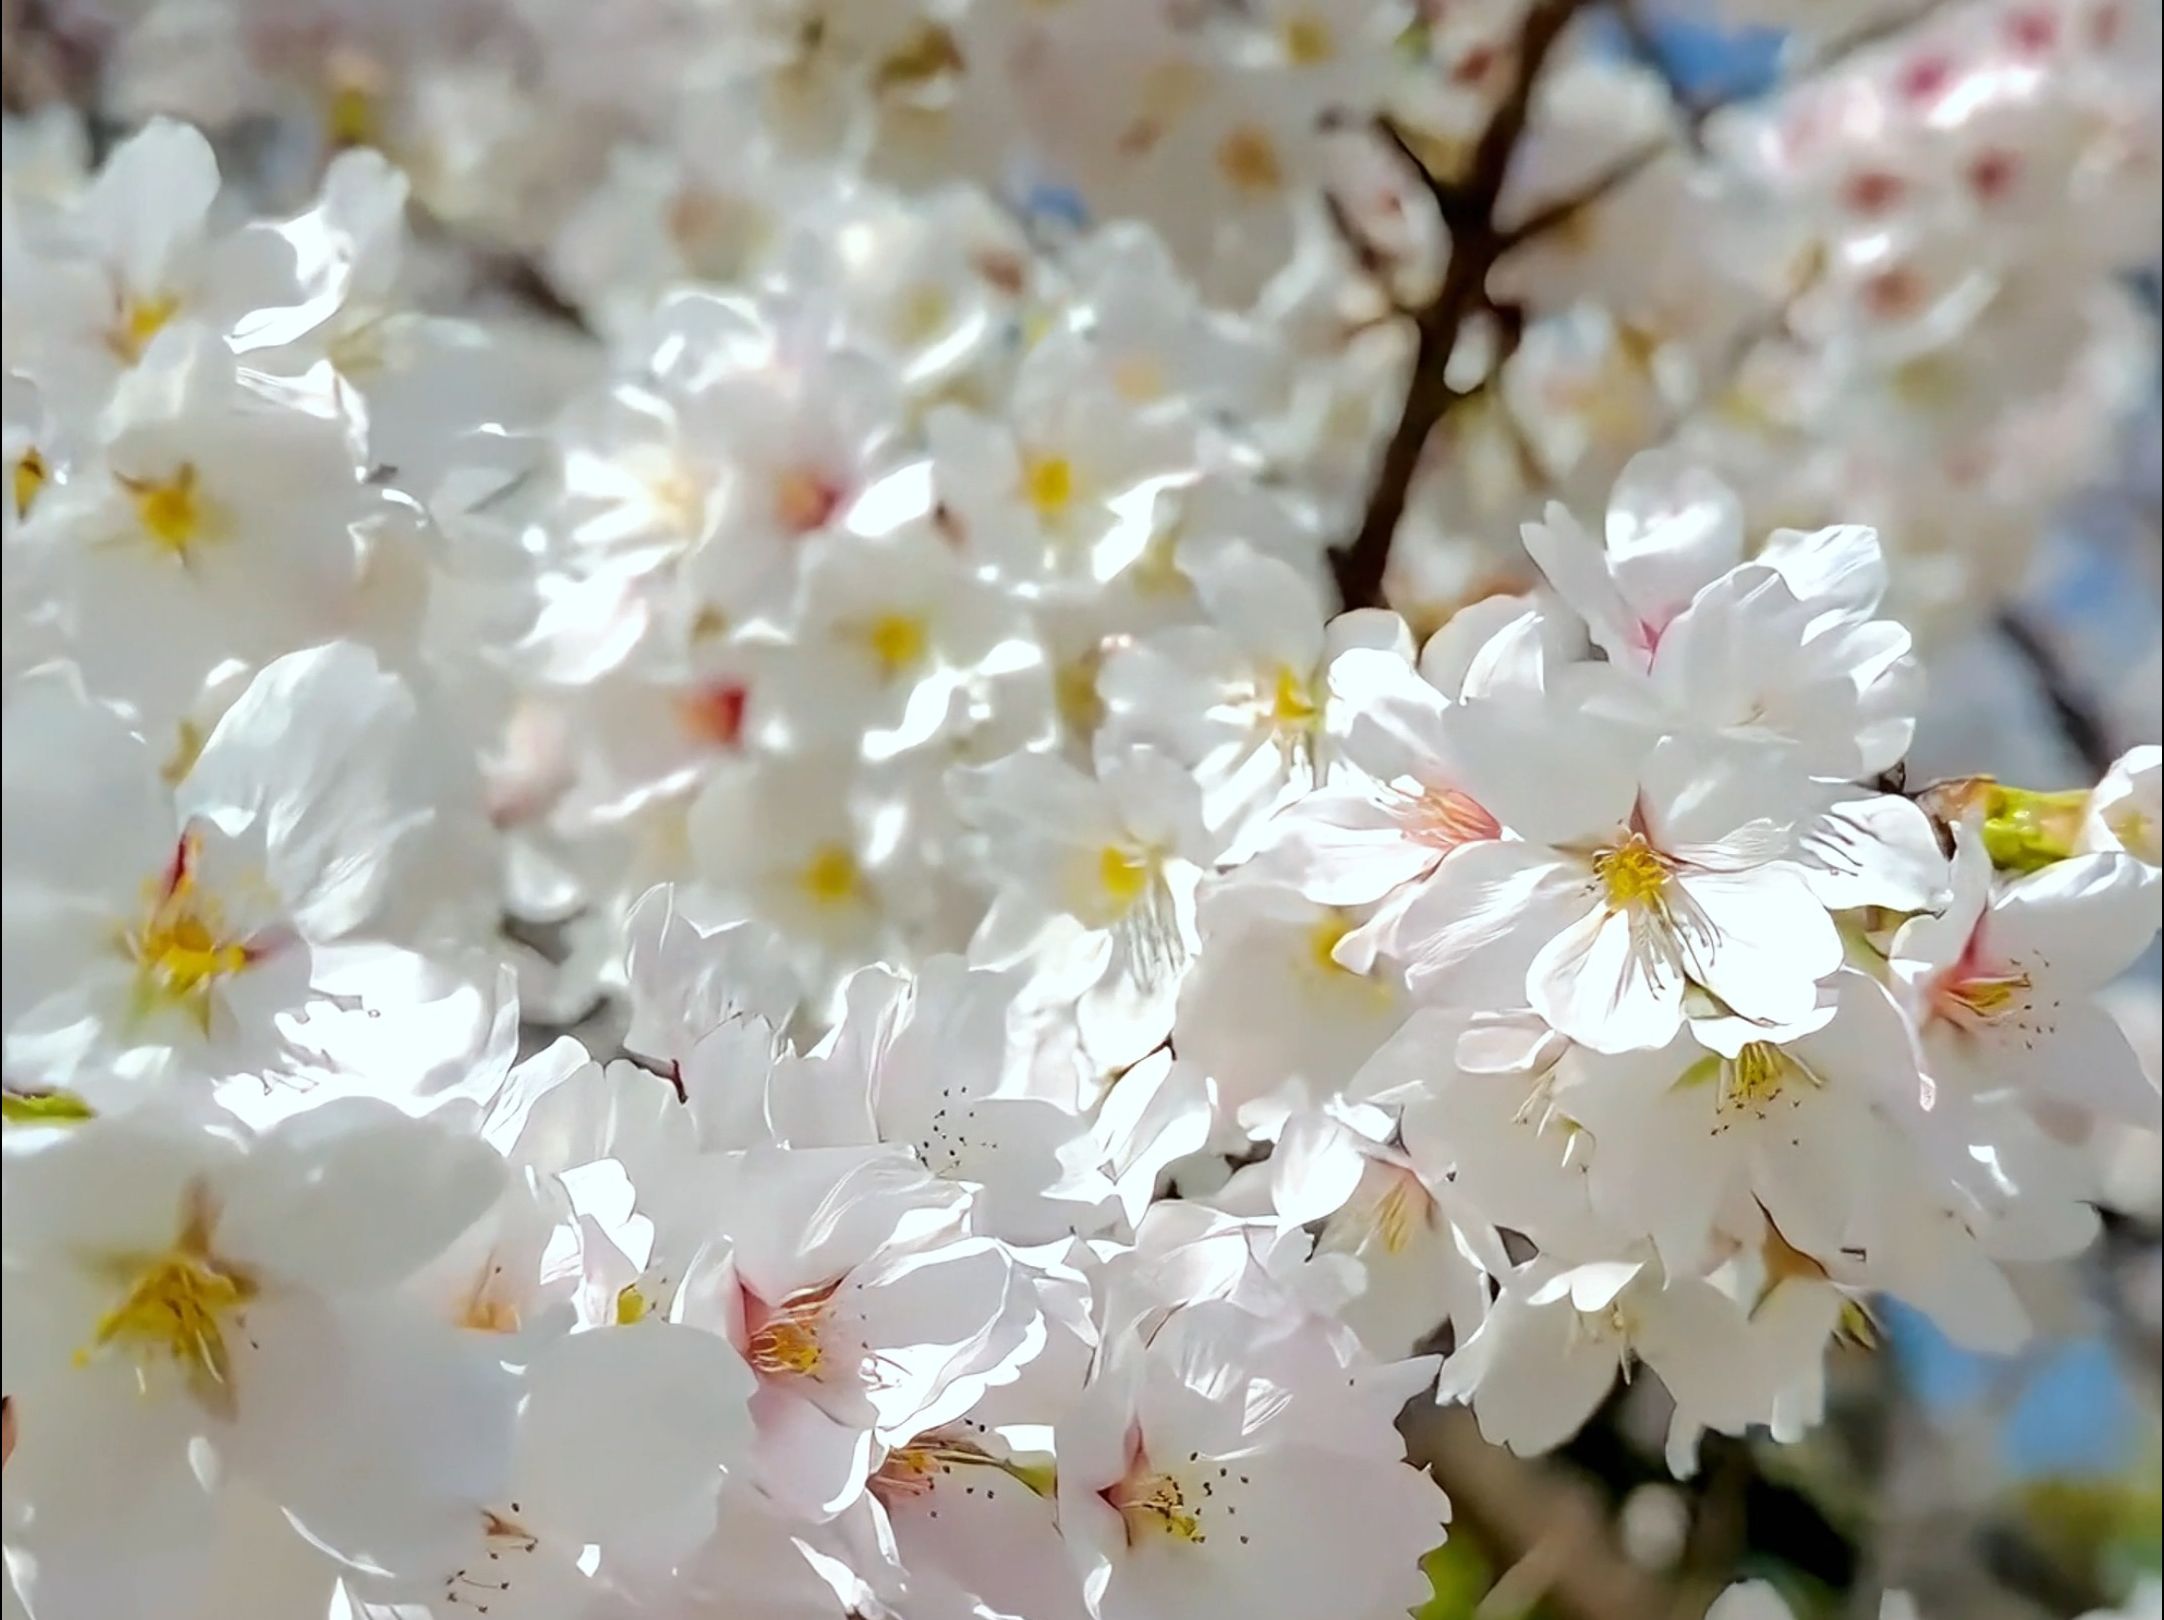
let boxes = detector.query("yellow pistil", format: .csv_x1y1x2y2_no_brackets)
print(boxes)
1022,453,1075,519
1097,844,1152,912
76,1186,253,1411
1107,1469,1203,1544
860,612,930,678
614,1283,650,1325
109,291,181,363
1268,664,1319,728
124,464,212,559
798,843,865,908
1216,126,1285,194
12,446,46,518
1593,836,1671,909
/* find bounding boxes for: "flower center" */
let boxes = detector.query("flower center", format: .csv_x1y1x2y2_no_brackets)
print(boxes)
123,464,214,558
1938,971,2032,1023
126,840,255,1032
1269,664,1319,728
744,1285,834,1377
1594,836,1671,908
1097,844,1153,912
78,1235,253,1407
798,843,865,908
860,612,930,678
1720,1041,1810,1117
1104,1466,1203,1544
109,291,181,363
1023,453,1075,519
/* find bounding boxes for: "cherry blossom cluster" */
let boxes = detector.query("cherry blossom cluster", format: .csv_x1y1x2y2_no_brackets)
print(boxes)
2,1,2159,1617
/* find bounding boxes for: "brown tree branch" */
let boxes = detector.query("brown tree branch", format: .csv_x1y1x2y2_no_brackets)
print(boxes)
1330,0,1592,611
1335,0,1970,614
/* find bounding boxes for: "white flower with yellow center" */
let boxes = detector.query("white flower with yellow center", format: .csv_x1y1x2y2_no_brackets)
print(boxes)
1560,972,1924,1275
952,744,1223,1067
2,646,478,1100
1892,826,2162,1128
1,1100,512,1615
1387,736,1843,1055
15,327,373,705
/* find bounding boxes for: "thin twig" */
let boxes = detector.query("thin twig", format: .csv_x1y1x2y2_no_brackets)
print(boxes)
1336,0,1966,613
1995,608,2116,778
1330,0,1592,611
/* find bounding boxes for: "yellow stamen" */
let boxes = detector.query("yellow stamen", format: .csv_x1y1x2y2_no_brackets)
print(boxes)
746,1292,829,1377
861,612,930,678
1594,836,1670,908
1269,664,1319,728
1722,1042,1792,1112
1942,972,2030,1021
1097,845,1152,911
1108,1469,1202,1543
614,1284,649,1325
110,292,181,363
76,1187,252,1411
12,446,46,518
1022,453,1075,519
125,464,212,558
798,844,864,908
123,838,255,1033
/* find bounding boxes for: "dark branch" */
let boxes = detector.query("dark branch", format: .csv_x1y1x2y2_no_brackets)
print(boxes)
1330,0,1591,611
1995,608,2116,778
